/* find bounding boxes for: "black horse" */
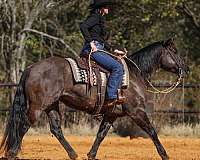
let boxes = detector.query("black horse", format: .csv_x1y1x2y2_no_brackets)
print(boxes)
0,38,189,160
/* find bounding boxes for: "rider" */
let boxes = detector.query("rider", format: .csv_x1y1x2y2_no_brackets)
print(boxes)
80,0,126,107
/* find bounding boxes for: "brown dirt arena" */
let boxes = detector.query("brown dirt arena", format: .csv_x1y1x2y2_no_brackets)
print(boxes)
1,135,200,160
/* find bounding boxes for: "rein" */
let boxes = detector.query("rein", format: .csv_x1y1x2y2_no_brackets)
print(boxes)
89,49,182,94
88,50,93,86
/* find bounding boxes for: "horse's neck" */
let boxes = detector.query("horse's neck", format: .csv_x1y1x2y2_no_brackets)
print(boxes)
127,42,164,85
129,66,160,93
131,52,162,80
132,59,160,81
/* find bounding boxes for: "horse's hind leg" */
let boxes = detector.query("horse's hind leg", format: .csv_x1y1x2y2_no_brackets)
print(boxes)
5,119,30,159
46,103,78,160
126,106,169,160
87,114,116,160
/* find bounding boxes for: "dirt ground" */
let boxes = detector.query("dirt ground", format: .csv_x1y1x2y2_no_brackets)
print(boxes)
1,135,200,160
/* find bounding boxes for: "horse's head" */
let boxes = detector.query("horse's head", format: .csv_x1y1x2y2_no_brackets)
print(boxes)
160,38,189,78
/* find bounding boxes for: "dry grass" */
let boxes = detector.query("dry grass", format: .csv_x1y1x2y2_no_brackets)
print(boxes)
0,120,5,135
27,122,115,136
0,116,115,137
159,123,200,137
30,123,200,137
63,123,100,136
1,117,200,138
26,123,101,136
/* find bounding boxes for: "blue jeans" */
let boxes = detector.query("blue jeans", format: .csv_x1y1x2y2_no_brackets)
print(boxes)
81,41,124,99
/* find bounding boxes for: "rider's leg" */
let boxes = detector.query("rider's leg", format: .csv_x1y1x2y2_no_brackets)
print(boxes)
92,51,124,101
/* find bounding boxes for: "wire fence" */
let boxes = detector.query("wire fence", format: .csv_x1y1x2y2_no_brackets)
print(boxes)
0,82,200,127
0,82,200,138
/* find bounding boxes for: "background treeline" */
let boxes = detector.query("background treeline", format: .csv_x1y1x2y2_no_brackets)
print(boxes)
0,0,200,135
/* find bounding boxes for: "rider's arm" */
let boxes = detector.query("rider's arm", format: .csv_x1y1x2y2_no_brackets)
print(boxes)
79,13,99,43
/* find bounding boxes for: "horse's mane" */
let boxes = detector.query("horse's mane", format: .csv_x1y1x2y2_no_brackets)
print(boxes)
127,41,164,79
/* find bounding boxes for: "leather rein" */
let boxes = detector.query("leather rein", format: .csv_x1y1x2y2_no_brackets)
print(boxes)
88,48,183,94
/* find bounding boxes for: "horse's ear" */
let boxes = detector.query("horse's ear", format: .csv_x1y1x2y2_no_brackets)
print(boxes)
162,38,174,47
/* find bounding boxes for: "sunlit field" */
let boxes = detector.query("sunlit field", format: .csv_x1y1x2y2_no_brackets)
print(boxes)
1,135,200,160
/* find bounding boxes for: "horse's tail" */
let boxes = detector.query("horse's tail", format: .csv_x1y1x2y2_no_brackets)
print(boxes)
0,69,30,155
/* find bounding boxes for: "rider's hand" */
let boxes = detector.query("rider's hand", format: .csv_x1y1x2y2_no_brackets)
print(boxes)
90,41,98,52
114,48,127,62
114,48,127,56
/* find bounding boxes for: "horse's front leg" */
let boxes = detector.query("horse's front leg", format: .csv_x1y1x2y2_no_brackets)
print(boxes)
125,104,169,160
87,114,116,160
46,104,78,160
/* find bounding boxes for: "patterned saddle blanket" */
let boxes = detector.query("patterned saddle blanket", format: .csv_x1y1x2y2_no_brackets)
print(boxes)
65,58,129,88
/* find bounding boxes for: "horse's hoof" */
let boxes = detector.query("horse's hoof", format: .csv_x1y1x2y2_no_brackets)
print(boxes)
69,152,78,160
5,151,17,160
87,153,97,160
88,157,97,160
162,155,169,160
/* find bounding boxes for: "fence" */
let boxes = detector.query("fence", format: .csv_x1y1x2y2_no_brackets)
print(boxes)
0,83,200,130
0,82,200,113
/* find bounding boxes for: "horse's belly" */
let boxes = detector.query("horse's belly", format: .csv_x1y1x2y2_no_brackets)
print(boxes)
60,91,96,113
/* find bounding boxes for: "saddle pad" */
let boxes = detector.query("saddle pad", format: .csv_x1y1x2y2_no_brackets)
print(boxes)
66,58,129,88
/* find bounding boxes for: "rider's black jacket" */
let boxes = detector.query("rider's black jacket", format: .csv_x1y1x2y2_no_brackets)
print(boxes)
80,11,112,51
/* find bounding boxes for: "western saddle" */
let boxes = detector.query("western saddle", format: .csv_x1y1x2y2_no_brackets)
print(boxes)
66,50,128,114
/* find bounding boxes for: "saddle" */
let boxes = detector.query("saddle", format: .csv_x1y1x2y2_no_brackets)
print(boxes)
66,56,129,114
76,57,109,74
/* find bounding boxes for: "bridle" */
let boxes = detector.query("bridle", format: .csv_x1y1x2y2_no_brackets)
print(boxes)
141,46,184,94
126,47,183,94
